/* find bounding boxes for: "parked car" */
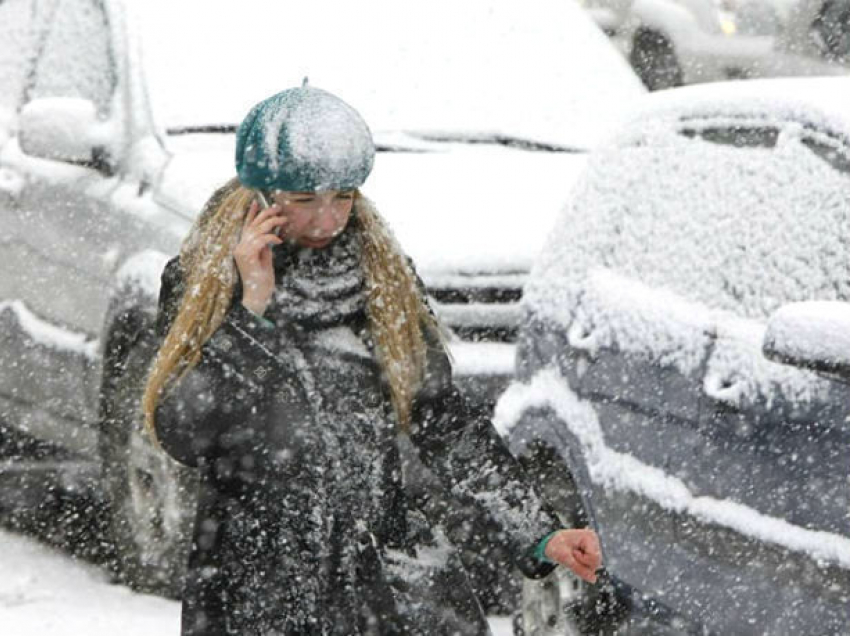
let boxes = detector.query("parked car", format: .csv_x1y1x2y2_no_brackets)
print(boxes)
0,0,644,602
756,0,850,76
582,0,849,89
501,76,850,634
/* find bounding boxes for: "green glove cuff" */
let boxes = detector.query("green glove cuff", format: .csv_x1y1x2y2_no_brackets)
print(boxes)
533,531,560,565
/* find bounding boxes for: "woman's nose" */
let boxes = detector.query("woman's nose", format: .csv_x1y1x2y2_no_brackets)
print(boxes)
313,204,340,232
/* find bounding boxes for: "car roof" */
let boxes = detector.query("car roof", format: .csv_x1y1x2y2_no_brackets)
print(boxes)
617,76,850,142
125,0,645,149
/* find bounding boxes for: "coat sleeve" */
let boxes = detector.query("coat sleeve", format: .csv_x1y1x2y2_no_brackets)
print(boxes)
151,257,291,470
408,334,562,580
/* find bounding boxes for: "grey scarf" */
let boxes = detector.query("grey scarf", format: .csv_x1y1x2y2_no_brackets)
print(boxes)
270,221,367,328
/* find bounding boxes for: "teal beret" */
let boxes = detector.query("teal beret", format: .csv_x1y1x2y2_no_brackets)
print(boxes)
235,86,375,192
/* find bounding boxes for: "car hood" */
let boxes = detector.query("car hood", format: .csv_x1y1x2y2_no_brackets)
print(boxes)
155,133,586,276
132,0,644,150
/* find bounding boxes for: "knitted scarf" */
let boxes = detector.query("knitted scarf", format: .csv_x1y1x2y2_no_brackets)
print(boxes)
270,220,367,328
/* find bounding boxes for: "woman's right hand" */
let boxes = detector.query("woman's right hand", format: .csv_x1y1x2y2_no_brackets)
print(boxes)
233,200,287,316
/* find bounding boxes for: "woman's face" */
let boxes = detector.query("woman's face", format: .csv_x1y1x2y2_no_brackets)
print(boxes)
272,189,355,249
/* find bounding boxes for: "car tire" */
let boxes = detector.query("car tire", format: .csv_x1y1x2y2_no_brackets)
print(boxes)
99,332,197,598
515,568,587,635
629,29,683,91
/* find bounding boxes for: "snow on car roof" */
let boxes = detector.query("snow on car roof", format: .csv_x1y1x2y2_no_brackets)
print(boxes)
126,0,644,149
525,76,850,329
620,76,850,141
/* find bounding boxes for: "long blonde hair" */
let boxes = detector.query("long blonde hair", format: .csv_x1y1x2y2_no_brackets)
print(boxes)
142,178,443,441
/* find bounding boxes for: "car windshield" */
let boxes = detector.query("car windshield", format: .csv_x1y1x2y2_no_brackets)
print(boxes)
526,112,850,321
129,0,644,149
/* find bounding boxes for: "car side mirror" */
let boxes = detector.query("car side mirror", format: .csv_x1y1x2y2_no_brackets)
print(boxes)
762,301,850,379
18,97,111,172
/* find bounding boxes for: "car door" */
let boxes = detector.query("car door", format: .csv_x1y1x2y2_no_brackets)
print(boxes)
683,128,850,631
0,0,133,453
566,269,715,591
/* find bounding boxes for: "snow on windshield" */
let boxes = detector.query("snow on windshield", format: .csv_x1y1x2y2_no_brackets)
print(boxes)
526,106,850,325
128,0,643,147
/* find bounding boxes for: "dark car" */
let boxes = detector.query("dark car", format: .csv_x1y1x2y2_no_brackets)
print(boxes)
502,77,850,634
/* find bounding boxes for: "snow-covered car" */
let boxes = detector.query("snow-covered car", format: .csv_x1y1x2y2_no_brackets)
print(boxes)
583,0,849,90
501,76,850,634
0,0,644,596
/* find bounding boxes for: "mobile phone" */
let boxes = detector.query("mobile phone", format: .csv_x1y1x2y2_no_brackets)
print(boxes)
255,190,283,239
255,190,271,209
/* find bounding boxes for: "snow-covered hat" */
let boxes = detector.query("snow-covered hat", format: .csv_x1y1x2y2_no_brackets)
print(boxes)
235,85,375,192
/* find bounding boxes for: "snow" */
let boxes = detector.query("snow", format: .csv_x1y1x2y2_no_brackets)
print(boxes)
494,368,850,569
704,314,831,410
0,530,180,636
0,529,512,635
129,0,644,149
0,300,98,360
526,77,850,324
764,301,850,371
0,0,37,113
261,87,374,190
447,342,516,376
520,265,832,407
0,165,24,197
158,133,588,274
115,249,172,299
314,326,372,359
626,77,850,142
567,269,714,375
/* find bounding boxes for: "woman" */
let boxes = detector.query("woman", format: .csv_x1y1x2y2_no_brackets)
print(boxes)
143,85,601,635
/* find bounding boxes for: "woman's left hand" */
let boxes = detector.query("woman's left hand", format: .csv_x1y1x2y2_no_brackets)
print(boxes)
544,528,602,583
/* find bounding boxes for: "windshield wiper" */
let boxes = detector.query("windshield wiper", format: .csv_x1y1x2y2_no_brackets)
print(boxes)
167,124,236,135
165,124,429,152
407,131,582,153
165,126,580,153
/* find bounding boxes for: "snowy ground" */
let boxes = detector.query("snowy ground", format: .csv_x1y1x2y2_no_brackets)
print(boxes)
0,529,513,635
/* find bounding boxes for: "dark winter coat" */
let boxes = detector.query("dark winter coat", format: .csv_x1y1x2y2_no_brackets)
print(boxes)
153,253,559,635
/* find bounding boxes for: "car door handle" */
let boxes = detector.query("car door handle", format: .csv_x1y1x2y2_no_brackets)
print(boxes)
567,321,602,354
703,373,745,408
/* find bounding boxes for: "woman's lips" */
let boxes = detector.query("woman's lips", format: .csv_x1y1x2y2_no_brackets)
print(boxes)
300,236,332,248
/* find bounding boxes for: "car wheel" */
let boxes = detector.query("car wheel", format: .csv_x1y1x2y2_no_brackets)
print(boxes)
100,333,197,597
629,29,683,91
516,568,587,635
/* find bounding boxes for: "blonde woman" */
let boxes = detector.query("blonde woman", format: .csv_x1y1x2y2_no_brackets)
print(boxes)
144,85,601,635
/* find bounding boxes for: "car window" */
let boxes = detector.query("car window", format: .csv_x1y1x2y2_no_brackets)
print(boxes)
810,0,850,61
28,0,115,115
680,125,780,148
0,0,38,114
801,131,850,174
527,119,850,322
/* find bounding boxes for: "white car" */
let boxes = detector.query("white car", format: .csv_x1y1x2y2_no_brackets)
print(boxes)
0,0,643,594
